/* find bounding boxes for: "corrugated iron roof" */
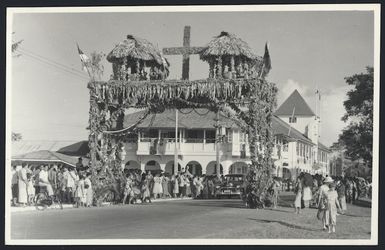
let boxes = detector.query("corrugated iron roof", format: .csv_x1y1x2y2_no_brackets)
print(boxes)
318,142,331,152
11,150,89,167
11,140,80,156
123,108,238,129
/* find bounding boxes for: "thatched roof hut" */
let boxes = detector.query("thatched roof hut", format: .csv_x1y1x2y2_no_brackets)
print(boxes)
200,31,258,61
107,35,169,81
199,31,263,79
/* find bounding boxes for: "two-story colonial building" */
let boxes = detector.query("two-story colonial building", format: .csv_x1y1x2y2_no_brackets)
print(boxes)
117,89,330,180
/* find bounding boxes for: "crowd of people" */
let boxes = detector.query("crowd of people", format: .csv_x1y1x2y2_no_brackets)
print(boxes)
10,159,236,207
287,173,372,234
10,160,371,234
10,158,93,208
121,168,231,204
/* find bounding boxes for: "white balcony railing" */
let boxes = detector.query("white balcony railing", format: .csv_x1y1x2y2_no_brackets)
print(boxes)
137,138,231,155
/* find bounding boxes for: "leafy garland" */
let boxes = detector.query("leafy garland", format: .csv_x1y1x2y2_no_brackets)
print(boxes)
88,77,277,207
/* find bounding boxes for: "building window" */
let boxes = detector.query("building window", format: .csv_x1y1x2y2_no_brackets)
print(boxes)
205,130,216,143
289,117,297,123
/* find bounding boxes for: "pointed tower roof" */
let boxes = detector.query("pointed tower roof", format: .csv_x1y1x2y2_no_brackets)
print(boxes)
275,89,315,116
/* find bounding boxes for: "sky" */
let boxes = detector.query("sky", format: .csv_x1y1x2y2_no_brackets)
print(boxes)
10,10,374,146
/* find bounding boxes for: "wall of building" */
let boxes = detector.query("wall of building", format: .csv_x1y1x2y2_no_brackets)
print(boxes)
277,115,315,135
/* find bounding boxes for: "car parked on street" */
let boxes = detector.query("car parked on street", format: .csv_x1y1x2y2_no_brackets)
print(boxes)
216,174,245,199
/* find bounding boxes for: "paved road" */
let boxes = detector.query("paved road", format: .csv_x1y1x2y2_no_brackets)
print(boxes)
11,195,371,239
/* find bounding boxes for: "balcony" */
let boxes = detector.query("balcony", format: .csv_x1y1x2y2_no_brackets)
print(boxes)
137,138,231,156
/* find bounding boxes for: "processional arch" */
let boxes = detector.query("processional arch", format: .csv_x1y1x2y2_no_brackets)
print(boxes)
87,27,277,205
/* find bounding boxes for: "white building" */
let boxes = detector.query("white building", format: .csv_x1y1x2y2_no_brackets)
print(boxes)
118,89,330,180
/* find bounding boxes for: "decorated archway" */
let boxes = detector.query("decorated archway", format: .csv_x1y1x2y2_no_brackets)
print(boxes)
87,27,277,206
229,162,248,174
186,161,203,176
206,161,223,175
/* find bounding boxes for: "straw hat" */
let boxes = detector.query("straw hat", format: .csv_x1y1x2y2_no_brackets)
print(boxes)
324,176,334,183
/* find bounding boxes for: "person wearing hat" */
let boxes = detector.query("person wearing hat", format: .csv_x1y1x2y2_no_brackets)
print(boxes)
317,176,333,230
325,182,342,233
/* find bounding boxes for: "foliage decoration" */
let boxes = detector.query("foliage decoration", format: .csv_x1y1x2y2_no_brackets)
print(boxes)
88,76,277,206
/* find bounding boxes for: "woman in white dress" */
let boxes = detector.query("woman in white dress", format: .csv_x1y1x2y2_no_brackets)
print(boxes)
75,175,86,208
84,173,93,207
302,184,312,208
152,174,163,199
18,163,28,206
172,174,179,198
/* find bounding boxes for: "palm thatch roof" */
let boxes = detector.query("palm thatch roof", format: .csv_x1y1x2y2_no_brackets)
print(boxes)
200,31,259,61
107,34,169,67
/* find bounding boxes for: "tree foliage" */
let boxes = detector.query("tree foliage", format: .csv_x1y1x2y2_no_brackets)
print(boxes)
339,67,373,166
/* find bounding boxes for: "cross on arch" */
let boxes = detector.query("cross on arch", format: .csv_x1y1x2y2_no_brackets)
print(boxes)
162,26,205,80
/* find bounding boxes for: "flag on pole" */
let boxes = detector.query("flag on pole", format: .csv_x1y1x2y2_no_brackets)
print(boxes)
288,106,296,136
260,42,272,78
77,43,91,76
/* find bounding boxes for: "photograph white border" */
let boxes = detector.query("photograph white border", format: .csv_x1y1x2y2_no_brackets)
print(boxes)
5,3,380,245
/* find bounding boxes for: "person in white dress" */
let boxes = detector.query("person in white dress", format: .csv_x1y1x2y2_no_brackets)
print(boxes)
84,173,93,207
152,174,163,199
325,182,342,233
17,163,28,206
74,174,85,207
317,176,334,230
27,172,35,205
38,165,54,197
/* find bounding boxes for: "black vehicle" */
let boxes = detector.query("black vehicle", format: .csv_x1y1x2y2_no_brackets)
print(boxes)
216,174,245,199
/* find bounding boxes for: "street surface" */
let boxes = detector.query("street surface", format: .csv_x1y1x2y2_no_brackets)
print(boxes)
11,193,371,239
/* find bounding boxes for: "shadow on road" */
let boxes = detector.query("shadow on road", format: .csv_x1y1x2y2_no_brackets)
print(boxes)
247,218,321,232
350,199,371,208
341,213,371,218
186,200,245,209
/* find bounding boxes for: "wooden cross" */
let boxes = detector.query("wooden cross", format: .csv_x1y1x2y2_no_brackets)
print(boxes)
163,26,205,80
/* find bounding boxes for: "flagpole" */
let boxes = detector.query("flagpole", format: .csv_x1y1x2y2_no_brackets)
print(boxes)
288,106,295,136
76,43,93,80
174,109,178,175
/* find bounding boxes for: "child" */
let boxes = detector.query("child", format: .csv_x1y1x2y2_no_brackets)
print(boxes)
74,175,85,208
294,178,302,214
26,172,35,205
325,182,342,233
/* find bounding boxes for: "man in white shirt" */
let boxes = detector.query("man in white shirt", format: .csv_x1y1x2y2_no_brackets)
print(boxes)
39,165,54,197
11,165,19,206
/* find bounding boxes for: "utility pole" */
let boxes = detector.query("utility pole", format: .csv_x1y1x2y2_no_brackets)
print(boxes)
215,110,220,175
174,109,178,174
